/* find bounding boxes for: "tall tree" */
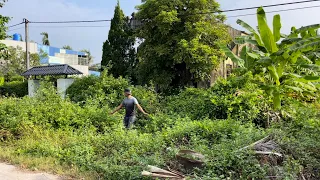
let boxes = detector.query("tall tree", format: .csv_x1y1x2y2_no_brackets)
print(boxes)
0,0,10,59
81,49,93,65
62,45,72,50
1,46,40,81
40,32,50,46
101,1,136,80
135,0,230,90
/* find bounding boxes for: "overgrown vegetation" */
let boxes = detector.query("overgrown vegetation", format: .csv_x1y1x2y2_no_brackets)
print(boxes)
0,70,319,179
0,1,320,180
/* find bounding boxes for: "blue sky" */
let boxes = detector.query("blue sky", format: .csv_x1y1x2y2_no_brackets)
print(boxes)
3,0,320,64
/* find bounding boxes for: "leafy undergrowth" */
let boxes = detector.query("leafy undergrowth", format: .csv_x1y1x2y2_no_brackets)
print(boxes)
0,76,319,179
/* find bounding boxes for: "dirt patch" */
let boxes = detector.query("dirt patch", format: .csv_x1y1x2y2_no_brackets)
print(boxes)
0,163,61,180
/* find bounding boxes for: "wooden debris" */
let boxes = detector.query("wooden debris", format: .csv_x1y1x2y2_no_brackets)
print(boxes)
176,150,205,169
141,165,185,180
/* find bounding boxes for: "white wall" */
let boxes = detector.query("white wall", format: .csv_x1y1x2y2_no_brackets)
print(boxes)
70,65,89,76
0,40,38,54
28,80,40,97
57,79,75,99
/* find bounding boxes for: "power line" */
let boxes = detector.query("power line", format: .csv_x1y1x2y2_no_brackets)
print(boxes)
227,4,320,18
7,22,24,28
221,0,320,13
7,27,24,32
6,0,320,26
29,25,110,28
29,19,111,24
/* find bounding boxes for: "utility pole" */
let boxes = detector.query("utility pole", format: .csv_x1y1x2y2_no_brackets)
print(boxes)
24,18,30,70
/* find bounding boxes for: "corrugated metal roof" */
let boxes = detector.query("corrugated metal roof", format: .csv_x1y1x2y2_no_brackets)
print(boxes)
21,64,83,76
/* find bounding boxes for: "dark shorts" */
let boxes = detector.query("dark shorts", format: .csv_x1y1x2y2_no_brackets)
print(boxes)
123,116,136,129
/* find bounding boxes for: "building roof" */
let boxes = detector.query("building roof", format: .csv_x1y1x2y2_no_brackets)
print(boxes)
21,64,83,76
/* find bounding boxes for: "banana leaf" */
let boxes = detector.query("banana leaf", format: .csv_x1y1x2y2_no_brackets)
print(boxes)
273,14,281,42
281,37,302,45
268,65,280,86
257,7,278,53
234,36,258,45
294,24,320,34
236,19,263,46
288,36,320,51
247,52,260,59
218,43,244,67
272,90,281,110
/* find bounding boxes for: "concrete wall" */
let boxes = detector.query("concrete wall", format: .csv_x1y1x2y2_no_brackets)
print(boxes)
70,65,89,76
28,80,40,97
57,79,75,99
0,40,38,54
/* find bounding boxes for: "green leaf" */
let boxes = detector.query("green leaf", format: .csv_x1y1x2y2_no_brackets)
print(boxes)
268,65,280,86
297,76,320,82
284,85,303,92
280,37,302,46
298,82,317,91
234,36,258,45
218,43,244,67
272,89,281,110
273,14,281,42
257,7,278,53
300,55,313,64
300,64,320,70
240,45,247,60
247,52,260,59
294,24,320,34
236,19,263,46
289,36,320,51
257,57,272,65
283,73,302,78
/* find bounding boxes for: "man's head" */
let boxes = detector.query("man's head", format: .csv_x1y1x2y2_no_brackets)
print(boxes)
124,88,132,97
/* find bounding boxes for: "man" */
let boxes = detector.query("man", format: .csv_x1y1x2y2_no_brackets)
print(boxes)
110,88,148,129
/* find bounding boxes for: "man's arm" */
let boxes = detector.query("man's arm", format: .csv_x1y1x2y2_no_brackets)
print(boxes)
110,103,123,115
136,104,148,115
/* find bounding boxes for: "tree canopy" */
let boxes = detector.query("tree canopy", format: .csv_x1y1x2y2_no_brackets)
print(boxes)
0,0,10,59
101,1,136,81
40,32,50,46
135,0,230,90
62,45,72,50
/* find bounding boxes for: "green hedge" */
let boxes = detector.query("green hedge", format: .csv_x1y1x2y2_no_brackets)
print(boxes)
0,81,28,97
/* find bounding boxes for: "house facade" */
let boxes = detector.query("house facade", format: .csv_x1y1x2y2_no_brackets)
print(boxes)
0,39,91,76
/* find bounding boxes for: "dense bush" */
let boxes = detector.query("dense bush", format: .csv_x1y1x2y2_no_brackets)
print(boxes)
165,73,266,123
0,81,28,97
67,71,129,107
67,71,161,115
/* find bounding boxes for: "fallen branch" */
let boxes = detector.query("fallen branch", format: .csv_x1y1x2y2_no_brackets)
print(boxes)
238,135,271,151
255,151,282,158
141,165,185,180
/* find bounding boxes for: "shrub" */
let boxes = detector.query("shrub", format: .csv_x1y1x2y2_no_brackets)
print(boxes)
67,71,129,107
0,76,4,86
0,81,28,97
165,73,264,122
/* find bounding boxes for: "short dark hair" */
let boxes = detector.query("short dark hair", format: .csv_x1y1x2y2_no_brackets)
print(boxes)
124,88,131,93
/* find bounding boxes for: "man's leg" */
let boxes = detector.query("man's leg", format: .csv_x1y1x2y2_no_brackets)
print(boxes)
127,116,136,129
123,117,129,129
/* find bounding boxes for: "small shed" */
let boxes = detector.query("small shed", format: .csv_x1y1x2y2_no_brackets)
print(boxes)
22,64,83,98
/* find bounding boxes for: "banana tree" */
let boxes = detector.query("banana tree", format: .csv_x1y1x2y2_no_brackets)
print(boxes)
219,7,320,110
